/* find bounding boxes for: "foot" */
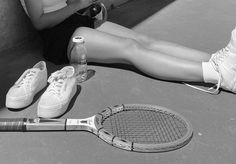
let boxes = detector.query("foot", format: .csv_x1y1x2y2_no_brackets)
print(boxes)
209,27,236,93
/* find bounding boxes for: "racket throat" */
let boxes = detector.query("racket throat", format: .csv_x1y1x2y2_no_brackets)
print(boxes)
66,116,97,132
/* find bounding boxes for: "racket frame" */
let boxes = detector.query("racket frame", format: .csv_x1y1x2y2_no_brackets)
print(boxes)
94,104,193,152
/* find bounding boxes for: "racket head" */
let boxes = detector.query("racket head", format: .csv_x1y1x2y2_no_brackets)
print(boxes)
94,104,193,153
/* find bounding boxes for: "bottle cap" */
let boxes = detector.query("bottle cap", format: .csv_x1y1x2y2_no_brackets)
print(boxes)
72,36,85,44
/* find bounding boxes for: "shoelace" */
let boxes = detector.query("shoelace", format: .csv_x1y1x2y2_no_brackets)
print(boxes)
15,69,37,88
47,71,67,95
183,78,221,94
210,46,231,72
183,46,232,94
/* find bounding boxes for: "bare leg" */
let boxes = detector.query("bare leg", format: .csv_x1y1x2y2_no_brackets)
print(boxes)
96,21,211,62
68,27,203,82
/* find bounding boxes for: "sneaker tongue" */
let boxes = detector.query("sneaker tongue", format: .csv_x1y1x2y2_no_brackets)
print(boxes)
30,68,40,72
61,66,74,78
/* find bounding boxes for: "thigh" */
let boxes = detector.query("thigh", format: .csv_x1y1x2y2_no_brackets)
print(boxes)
97,21,151,43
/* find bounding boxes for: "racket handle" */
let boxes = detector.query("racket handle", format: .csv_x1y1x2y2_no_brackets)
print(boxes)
0,118,27,131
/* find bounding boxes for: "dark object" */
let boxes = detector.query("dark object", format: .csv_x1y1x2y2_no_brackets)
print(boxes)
76,2,103,18
77,2,107,28
89,3,102,18
39,14,93,65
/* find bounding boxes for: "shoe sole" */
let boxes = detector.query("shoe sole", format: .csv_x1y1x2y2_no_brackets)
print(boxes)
6,97,33,109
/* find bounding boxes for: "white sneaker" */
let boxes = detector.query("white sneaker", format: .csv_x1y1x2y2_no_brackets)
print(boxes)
37,66,77,118
209,27,236,93
6,61,47,108
184,27,236,94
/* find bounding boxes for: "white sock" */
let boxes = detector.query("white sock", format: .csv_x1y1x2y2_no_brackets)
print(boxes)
202,62,219,84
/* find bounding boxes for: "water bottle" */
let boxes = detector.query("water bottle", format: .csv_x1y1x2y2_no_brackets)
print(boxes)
71,36,87,83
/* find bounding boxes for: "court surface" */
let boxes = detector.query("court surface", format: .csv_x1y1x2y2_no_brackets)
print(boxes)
1,0,236,163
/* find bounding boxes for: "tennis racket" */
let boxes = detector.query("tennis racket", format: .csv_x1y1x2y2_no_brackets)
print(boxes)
0,104,193,153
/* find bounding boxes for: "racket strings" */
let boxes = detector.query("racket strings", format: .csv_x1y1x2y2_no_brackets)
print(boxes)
125,106,188,137
102,109,188,144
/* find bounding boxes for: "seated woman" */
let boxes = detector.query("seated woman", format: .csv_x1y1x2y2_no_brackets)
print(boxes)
20,0,236,94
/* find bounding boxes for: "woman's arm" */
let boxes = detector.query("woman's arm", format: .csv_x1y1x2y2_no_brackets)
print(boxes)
24,0,92,30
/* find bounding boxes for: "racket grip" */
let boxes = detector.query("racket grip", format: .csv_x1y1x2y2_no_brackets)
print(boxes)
0,118,27,131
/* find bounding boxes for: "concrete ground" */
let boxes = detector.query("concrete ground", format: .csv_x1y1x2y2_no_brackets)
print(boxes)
108,0,175,28
0,0,236,164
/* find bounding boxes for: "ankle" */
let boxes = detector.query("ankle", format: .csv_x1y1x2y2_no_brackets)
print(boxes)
202,62,219,84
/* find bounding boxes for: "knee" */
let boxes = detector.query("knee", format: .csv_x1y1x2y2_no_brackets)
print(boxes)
122,38,142,55
67,27,91,58
72,27,91,38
